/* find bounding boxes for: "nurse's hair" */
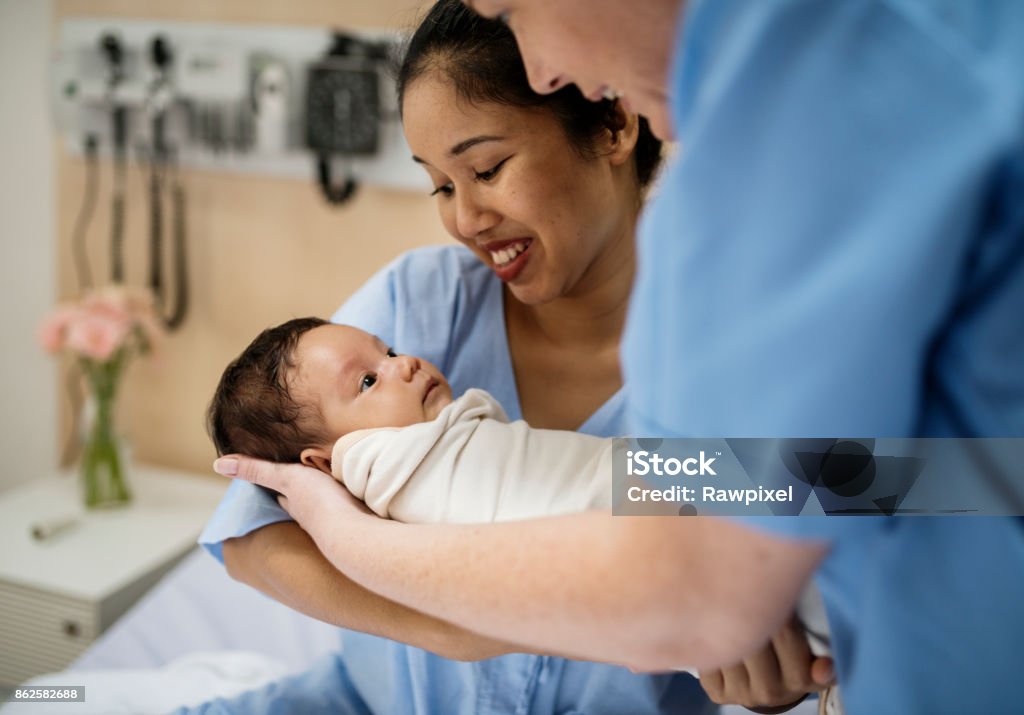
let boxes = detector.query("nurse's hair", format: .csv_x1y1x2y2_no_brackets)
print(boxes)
207,317,332,463
397,0,663,189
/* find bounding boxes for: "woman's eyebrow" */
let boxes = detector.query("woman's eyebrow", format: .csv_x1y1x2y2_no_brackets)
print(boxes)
411,135,506,165
449,135,505,156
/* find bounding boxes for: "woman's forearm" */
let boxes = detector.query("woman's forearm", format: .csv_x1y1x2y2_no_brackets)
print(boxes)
220,521,526,661
306,511,827,672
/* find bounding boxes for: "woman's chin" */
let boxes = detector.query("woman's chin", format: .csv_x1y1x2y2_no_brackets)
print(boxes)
507,283,561,307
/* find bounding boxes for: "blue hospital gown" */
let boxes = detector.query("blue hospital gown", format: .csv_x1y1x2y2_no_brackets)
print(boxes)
625,1,1024,712
193,246,714,715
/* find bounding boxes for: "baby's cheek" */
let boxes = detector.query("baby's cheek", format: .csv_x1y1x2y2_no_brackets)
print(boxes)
430,395,454,419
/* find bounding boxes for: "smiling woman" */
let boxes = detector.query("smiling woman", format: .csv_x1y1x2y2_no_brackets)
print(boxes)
403,84,635,302
397,10,661,311
394,0,662,431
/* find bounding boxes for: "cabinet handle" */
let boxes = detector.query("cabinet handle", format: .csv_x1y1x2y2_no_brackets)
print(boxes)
62,620,81,638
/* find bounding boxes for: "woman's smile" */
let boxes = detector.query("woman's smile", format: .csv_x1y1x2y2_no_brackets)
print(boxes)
482,238,534,282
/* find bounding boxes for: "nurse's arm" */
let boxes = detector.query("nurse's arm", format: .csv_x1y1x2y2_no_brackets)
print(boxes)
308,509,827,672
220,520,530,662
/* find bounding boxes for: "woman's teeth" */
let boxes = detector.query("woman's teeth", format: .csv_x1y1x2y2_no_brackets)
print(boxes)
490,241,529,267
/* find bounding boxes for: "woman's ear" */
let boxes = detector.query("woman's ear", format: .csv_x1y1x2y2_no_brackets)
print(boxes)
604,102,640,169
300,447,333,476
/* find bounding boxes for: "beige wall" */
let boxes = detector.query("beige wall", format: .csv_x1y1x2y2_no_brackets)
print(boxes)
0,0,57,492
53,0,450,476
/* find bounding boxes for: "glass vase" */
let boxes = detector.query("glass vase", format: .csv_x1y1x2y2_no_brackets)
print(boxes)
80,364,132,509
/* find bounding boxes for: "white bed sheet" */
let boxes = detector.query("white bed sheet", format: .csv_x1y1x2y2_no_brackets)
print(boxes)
8,549,821,715
72,547,340,672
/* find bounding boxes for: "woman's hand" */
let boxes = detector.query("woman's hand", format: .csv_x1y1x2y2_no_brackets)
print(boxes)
698,615,833,712
213,455,372,535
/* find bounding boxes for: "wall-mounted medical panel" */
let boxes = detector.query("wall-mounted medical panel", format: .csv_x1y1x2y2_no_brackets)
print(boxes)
51,18,428,196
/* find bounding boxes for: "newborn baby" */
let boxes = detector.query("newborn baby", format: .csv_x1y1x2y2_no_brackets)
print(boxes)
208,317,611,523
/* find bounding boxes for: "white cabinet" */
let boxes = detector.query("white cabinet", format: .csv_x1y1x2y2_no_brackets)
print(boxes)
0,465,226,685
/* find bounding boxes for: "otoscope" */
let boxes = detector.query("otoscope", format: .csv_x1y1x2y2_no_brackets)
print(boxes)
146,35,189,330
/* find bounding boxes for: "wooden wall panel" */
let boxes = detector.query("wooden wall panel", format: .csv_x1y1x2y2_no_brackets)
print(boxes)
53,0,448,476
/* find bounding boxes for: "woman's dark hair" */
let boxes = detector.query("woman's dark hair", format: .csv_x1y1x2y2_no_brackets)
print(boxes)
396,0,663,189
207,317,331,462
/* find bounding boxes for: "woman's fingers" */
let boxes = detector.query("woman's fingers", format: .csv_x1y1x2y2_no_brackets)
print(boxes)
770,615,818,694
699,615,823,710
811,655,835,686
700,661,753,705
212,456,239,476
742,639,787,705
213,454,296,494
697,667,726,703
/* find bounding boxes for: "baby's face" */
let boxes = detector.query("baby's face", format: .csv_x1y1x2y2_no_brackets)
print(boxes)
290,325,453,445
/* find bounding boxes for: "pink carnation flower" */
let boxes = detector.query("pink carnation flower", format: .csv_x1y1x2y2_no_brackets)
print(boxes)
38,284,166,363
37,305,81,354
65,312,131,362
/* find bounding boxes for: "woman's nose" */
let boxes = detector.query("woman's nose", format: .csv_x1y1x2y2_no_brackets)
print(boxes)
454,189,500,240
380,354,420,382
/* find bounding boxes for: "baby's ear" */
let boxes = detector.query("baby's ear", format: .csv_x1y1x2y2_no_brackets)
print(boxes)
300,447,333,476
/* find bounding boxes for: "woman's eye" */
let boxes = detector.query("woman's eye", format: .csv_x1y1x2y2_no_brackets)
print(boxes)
430,183,454,198
359,374,377,393
386,348,397,358
474,157,510,182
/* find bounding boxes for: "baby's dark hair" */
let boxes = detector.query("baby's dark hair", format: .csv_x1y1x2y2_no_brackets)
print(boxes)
207,317,331,462
396,0,663,190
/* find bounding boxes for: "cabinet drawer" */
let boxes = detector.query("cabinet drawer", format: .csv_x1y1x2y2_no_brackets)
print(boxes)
0,581,96,685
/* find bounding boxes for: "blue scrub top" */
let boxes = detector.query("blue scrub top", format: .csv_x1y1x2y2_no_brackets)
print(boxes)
625,1,1024,712
198,245,713,715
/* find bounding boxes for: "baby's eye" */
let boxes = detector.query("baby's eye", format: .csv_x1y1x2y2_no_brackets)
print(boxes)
359,374,377,393
386,348,398,358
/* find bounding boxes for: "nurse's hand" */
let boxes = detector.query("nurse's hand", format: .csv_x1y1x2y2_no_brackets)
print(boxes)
698,615,833,712
213,455,373,534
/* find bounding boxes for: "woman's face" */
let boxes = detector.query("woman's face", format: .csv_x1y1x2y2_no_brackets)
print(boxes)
464,0,678,139
403,73,635,306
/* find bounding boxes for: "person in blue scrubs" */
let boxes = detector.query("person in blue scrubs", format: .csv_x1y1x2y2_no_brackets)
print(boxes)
191,3,825,712
215,0,1024,713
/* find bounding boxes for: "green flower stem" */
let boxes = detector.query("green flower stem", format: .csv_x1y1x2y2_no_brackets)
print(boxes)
80,350,132,508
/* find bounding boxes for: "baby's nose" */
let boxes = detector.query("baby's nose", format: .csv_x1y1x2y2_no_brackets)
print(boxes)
384,354,420,381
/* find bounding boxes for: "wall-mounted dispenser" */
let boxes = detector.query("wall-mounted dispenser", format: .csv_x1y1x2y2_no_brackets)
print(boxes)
306,32,390,205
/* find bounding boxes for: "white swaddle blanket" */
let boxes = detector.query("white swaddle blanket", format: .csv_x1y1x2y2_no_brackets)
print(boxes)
331,388,611,523
330,387,835,703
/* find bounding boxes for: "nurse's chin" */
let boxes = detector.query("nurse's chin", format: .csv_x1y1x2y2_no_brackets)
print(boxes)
644,102,676,142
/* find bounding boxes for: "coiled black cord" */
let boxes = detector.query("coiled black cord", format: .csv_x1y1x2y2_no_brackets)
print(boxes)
110,106,128,283
163,174,189,330
71,135,99,291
